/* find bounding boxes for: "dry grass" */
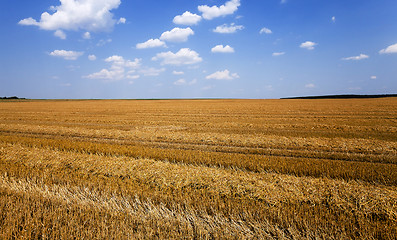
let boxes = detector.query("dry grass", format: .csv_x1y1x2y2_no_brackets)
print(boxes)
0,99,396,239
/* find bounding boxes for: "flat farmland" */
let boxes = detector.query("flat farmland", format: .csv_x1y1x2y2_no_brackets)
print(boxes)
0,99,396,239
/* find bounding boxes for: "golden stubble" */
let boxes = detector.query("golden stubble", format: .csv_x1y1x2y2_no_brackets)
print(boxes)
0,99,396,239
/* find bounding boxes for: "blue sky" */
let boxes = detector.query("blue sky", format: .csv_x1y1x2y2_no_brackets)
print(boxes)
1,0,396,99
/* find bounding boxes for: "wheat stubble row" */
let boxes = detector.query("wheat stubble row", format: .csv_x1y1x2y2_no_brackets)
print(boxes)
0,99,396,239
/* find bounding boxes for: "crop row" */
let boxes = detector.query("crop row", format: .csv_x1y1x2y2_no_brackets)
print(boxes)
0,123,395,163
1,135,396,186
1,142,396,239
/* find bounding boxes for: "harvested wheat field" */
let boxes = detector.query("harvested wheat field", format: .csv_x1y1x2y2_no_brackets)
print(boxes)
0,98,396,239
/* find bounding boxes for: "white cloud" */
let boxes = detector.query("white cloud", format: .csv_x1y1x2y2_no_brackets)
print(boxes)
213,23,244,34
174,79,186,85
86,69,117,80
206,69,239,80
174,78,197,85
117,17,126,24
88,55,96,61
342,54,369,61
84,55,141,81
105,55,141,68
49,50,83,60
272,52,285,56
152,48,202,66
82,32,91,39
140,67,166,77
54,30,66,39
305,83,315,88
160,27,194,42
211,45,235,53
259,27,272,34
370,76,377,80
173,71,184,75
173,11,202,25
332,16,336,23
19,17,39,26
18,0,121,33
379,43,397,54
136,39,166,49
198,0,241,20
300,41,317,50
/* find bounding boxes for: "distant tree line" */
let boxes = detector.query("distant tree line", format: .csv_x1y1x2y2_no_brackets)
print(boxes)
1,96,25,99
281,94,397,99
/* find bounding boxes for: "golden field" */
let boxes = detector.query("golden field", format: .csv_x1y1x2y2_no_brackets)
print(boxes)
0,98,396,239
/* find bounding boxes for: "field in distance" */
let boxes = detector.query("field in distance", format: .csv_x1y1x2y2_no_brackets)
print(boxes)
0,99,396,239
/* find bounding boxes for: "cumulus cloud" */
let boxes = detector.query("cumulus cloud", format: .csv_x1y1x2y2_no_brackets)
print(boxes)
370,76,377,80
54,30,66,39
211,45,235,53
117,17,126,24
272,52,285,56
305,83,315,88
174,79,197,85
174,79,186,85
379,43,397,54
19,17,39,26
82,32,91,39
49,50,83,60
84,55,141,81
18,0,121,33
342,54,369,61
136,39,166,49
152,48,202,66
259,27,272,34
213,23,244,33
198,0,241,20
173,11,202,25
300,41,317,50
88,55,96,61
173,71,184,75
160,27,194,42
206,69,239,80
